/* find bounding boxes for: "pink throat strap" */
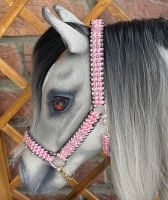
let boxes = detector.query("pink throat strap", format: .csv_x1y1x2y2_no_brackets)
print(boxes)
23,19,109,164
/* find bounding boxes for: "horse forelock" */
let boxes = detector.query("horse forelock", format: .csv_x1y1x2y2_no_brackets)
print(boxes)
31,23,89,124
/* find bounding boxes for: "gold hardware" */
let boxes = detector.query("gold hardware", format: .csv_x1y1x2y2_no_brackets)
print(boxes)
50,162,72,182
57,167,73,182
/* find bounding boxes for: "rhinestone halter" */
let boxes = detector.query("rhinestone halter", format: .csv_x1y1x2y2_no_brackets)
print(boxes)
23,19,109,180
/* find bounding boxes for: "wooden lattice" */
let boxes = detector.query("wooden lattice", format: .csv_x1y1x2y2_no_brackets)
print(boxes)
0,1,159,200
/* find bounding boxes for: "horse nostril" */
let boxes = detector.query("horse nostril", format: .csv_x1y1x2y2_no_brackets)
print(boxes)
19,158,27,185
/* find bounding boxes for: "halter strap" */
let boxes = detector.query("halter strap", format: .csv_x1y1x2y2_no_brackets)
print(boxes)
23,19,108,177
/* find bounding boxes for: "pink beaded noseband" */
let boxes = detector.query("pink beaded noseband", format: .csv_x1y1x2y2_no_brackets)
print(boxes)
24,19,110,179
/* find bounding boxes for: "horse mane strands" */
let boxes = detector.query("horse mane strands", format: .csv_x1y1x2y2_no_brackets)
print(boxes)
157,45,168,200
104,18,168,200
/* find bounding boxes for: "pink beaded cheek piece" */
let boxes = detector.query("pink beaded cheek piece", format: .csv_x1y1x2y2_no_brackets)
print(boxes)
23,18,110,180
90,19,110,157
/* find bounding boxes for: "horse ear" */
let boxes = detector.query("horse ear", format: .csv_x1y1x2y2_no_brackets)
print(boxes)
42,7,88,54
53,4,84,25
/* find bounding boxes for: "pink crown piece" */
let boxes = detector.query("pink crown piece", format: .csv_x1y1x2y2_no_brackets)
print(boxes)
90,19,105,107
57,19,105,161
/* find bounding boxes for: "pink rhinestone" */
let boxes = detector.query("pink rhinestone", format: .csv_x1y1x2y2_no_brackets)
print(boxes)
30,141,35,149
48,156,53,163
75,134,83,140
40,148,45,154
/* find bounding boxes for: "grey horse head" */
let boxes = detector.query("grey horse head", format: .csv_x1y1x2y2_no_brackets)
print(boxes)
13,4,168,200
18,5,106,193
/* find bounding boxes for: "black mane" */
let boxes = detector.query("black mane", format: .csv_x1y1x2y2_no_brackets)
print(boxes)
32,27,66,113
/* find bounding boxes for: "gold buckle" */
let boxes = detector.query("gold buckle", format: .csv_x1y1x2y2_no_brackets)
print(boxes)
57,167,72,182
50,162,72,182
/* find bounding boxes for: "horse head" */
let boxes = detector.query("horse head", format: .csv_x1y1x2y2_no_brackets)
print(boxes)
12,4,168,200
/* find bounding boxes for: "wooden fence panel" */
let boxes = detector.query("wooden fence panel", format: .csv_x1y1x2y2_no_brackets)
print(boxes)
0,1,133,200
0,134,12,200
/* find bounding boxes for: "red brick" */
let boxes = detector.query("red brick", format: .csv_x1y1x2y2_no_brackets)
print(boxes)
0,92,32,119
74,160,105,184
23,44,33,74
1,0,168,36
100,0,168,24
113,0,168,20
0,43,20,78
0,0,90,36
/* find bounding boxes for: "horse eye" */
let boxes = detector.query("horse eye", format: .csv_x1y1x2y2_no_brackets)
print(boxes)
52,96,70,111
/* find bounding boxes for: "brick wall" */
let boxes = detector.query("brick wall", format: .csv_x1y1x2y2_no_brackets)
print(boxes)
0,0,168,199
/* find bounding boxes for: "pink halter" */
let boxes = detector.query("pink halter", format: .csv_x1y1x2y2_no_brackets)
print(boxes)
24,19,110,167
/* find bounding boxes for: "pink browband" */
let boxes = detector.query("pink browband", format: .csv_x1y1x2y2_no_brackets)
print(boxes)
24,19,109,166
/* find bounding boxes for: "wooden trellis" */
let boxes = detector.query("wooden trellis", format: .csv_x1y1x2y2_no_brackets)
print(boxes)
0,0,159,200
